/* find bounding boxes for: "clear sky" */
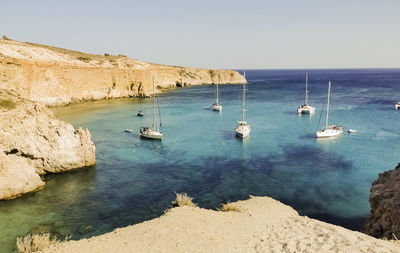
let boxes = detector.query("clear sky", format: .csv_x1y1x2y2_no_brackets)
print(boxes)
1,0,399,69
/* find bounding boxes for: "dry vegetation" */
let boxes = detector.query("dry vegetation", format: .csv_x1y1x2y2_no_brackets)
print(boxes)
24,42,122,62
0,99,16,110
16,233,59,253
172,192,197,207
219,202,240,212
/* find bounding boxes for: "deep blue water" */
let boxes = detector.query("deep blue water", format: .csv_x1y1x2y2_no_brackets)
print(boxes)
1,69,400,252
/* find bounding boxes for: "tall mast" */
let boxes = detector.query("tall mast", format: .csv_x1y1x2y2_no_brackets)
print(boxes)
242,70,246,122
326,81,331,130
152,76,155,130
305,72,309,105
216,83,219,104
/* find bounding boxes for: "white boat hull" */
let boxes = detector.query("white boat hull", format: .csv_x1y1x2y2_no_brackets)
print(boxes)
395,103,400,110
235,124,251,139
140,128,163,140
213,104,222,111
316,129,343,138
297,105,315,114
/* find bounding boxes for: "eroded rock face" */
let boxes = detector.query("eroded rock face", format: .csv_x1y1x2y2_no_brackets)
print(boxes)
0,151,45,199
364,164,400,239
0,39,246,106
0,89,95,199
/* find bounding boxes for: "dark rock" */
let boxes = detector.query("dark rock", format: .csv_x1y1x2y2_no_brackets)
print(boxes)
364,163,400,239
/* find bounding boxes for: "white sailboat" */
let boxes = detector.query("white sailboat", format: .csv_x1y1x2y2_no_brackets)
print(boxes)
212,83,222,111
235,71,251,138
140,76,163,140
316,81,343,138
297,72,315,114
395,102,400,110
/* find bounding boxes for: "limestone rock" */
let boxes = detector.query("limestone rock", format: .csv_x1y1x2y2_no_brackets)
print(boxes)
0,151,45,199
0,38,246,106
0,89,96,199
364,163,400,239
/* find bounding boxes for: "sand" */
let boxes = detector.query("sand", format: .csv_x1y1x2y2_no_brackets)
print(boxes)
42,196,400,253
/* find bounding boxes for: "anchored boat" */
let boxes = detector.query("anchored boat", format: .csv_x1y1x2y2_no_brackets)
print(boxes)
140,76,163,140
297,72,315,115
235,71,251,139
316,81,343,138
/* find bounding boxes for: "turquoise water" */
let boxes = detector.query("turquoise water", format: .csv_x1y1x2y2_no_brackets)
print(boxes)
1,69,400,252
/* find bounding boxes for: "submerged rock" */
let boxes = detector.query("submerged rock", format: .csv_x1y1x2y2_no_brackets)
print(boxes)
364,163,400,239
0,89,95,199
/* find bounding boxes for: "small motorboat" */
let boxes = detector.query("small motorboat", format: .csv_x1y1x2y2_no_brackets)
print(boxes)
124,129,133,133
348,129,358,133
395,102,400,110
137,111,144,117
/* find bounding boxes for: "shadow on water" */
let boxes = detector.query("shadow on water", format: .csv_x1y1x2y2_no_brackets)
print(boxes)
6,143,361,252
221,130,236,141
299,133,318,140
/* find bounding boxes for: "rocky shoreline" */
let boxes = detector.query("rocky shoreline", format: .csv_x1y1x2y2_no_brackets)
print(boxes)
0,38,246,106
0,89,95,200
364,163,400,240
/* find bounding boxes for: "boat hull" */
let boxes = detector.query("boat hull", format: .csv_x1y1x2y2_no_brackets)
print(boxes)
213,104,222,111
141,133,163,140
395,103,400,110
316,129,343,138
297,105,315,114
235,125,251,139
140,128,163,140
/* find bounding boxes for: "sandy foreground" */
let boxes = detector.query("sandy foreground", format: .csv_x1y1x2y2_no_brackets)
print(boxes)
43,196,400,253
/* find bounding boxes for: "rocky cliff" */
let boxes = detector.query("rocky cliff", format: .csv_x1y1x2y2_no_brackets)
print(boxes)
0,38,246,106
0,89,95,199
364,163,400,239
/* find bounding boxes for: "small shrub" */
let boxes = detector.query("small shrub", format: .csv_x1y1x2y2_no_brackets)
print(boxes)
104,53,110,57
16,233,59,253
209,70,215,78
172,192,197,207
2,35,11,40
219,202,240,212
0,99,16,110
77,56,91,61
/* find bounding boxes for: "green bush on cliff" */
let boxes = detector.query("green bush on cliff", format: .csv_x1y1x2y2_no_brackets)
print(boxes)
0,99,16,110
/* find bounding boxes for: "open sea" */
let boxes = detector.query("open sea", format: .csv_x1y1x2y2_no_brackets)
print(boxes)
1,69,400,252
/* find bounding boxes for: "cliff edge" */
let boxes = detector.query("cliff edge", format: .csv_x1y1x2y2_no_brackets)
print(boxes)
0,38,246,106
364,163,400,239
0,89,95,199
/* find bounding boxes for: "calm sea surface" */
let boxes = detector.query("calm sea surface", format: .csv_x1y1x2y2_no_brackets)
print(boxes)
1,69,400,252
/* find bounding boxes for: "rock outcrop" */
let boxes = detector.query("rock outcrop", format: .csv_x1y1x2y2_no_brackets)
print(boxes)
0,89,95,199
0,39,246,106
364,163,400,239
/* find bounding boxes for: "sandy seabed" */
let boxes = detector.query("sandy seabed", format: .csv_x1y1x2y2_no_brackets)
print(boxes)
43,196,400,253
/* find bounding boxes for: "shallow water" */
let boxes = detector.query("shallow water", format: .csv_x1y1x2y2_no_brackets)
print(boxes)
1,69,400,252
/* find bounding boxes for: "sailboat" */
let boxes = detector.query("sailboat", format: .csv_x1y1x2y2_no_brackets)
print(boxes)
235,71,251,138
316,81,343,138
140,76,163,140
395,102,400,110
297,72,315,114
212,83,222,111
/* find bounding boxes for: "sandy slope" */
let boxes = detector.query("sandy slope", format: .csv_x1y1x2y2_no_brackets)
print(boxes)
43,196,400,253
